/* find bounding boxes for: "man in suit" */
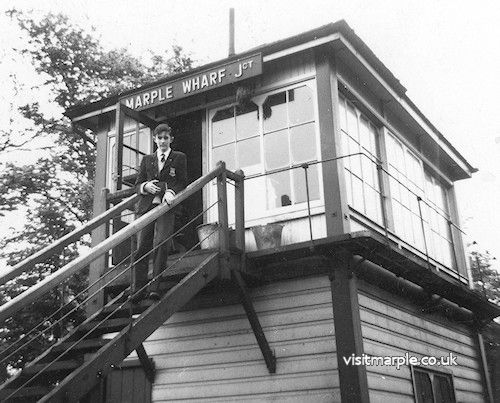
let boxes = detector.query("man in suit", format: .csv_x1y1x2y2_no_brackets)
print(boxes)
133,123,187,300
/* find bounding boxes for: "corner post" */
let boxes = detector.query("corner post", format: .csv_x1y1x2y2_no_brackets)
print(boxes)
234,169,245,271
314,47,350,236
114,102,125,192
330,252,370,402
216,161,230,278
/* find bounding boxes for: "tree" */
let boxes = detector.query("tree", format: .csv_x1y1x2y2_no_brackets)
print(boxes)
469,249,500,306
0,9,194,380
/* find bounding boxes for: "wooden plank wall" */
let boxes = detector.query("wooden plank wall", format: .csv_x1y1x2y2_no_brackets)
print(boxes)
358,280,485,403
106,362,152,403
143,275,339,402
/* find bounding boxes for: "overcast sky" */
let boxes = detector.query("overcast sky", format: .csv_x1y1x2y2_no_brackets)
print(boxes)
1,0,499,270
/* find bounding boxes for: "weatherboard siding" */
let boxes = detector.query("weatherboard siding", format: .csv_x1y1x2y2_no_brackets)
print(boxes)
143,275,339,402
358,280,485,403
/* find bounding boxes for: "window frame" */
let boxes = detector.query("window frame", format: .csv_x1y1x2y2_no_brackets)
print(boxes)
411,366,457,403
207,79,325,226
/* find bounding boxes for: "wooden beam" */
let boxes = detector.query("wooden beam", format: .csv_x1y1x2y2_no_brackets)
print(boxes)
0,165,224,323
217,161,230,279
135,344,155,384
38,252,219,403
314,47,350,236
330,252,370,403
120,104,158,129
476,331,495,403
114,103,125,191
234,169,245,252
232,270,276,373
0,193,139,287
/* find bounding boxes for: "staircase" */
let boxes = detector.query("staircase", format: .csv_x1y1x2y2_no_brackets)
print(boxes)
0,163,275,402
0,251,219,402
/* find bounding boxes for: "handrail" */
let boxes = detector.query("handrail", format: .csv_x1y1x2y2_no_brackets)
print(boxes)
0,163,231,323
0,193,141,286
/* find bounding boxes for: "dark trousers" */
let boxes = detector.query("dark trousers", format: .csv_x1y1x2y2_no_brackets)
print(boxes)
133,205,175,292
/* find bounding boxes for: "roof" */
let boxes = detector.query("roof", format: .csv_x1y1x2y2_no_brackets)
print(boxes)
65,20,476,176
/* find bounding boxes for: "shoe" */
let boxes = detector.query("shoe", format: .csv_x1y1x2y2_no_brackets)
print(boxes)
148,291,161,301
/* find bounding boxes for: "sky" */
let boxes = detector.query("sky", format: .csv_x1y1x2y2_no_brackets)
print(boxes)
0,0,499,270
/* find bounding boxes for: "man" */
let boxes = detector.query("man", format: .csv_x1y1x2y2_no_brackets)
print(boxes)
133,123,187,300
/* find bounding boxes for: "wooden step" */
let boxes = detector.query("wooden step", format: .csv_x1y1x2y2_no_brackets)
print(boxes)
75,317,131,337
23,359,80,375
52,338,109,355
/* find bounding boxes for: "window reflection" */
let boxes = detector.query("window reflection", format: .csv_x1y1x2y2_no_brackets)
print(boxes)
266,171,292,209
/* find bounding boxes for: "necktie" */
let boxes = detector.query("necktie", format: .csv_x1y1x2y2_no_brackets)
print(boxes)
160,153,165,163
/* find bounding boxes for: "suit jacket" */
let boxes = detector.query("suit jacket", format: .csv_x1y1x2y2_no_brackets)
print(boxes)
135,150,187,215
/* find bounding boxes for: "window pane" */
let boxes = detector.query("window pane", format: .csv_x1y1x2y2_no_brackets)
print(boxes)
414,371,434,403
339,97,347,132
348,136,362,177
266,171,292,209
138,128,150,154
244,176,266,220
433,374,455,403
293,164,319,203
213,143,235,171
346,103,358,140
359,117,371,152
237,137,260,170
263,92,287,132
344,170,353,206
290,122,316,163
365,186,382,224
264,130,289,170
236,102,259,140
351,175,364,212
288,86,314,125
212,107,235,146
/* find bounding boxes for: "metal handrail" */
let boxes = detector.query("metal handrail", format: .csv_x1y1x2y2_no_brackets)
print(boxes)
0,162,241,323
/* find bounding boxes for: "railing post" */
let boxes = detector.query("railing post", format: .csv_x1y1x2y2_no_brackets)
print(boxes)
234,169,245,272
216,161,230,278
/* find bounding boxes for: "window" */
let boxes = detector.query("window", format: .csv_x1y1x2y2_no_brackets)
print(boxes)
386,132,454,268
209,81,320,222
338,95,383,224
412,367,456,403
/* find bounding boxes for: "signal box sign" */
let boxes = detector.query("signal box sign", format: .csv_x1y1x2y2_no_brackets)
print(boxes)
121,53,262,111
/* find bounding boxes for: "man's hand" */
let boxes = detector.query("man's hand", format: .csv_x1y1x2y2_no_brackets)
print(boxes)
163,191,175,205
144,180,161,195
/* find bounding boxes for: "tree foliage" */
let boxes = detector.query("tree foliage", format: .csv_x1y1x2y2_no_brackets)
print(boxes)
0,8,193,380
469,249,500,305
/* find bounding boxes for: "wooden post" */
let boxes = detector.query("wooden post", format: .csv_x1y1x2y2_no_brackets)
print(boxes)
217,161,230,278
114,102,125,191
314,47,350,236
447,186,469,280
476,331,494,403
234,169,245,252
330,252,370,403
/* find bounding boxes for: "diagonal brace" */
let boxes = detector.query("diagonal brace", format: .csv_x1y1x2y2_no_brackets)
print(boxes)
232,270,276,373
136,343,156,383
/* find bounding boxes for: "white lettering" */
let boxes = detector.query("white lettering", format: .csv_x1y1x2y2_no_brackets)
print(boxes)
192,77,200,91
165,85,173,99
209,72,217,85
135,96,142,109
151,90,158,103
182,80,191,93
159,87,166,101
201,74,209,88
142,93,150,105
218,68,226,82
235,63,243,78
125,98,134,109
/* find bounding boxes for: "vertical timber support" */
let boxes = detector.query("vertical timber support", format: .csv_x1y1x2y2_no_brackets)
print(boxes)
476,331,494,403
314,47,350,236
114,102,125,192
447,186,469,281
87,114,110,317
330,252,370,403
234,169,245,271
217,161,230,278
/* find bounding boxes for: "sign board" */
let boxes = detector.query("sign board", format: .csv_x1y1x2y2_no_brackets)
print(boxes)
121,53,262,111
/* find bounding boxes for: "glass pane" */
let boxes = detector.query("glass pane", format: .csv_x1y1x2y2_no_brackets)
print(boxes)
359,116,371,152
351,175,364,212
244,176,266,220
346,103,358,140
339,96,347,132
212,143,235,171
365,186,382,224
293,164,319,203
290,122,316,163
288,86,314,125
266,171,292,209
237,137,260,170
264,129,289,170
344,170,353,206
414,371,434,403
348,136,362,178
341,133,350,170
433,374,455,403
263,91,287,132
212,107,235,146
236,102,259,140
138,128,150,154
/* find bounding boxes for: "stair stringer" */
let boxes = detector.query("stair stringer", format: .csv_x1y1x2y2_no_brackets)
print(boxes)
40,251,219,403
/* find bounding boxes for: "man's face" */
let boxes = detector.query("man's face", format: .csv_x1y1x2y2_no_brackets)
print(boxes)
154,131,173,153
